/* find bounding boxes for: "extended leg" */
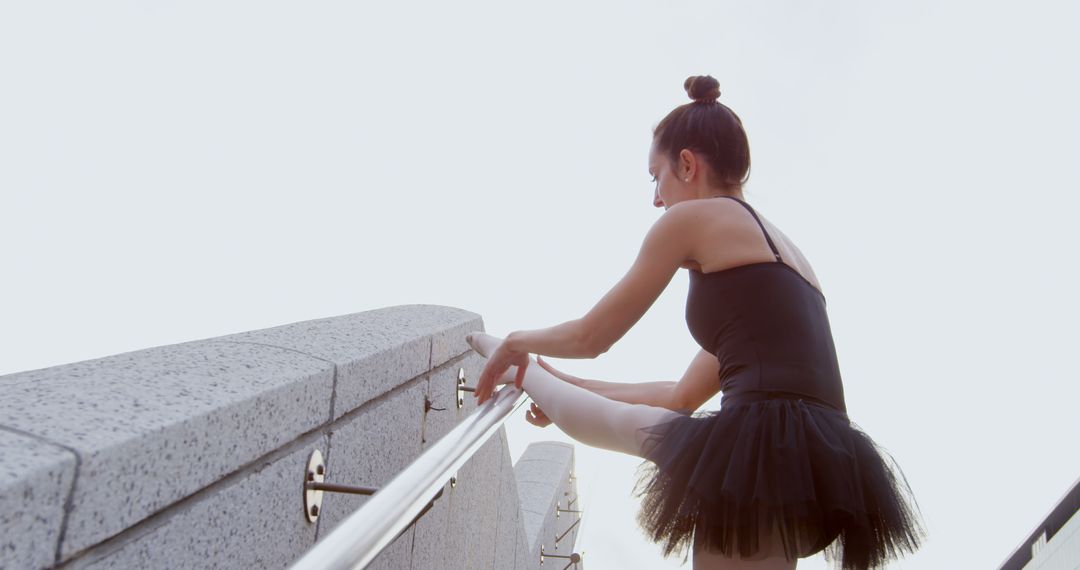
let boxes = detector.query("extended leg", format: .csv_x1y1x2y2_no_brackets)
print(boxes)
467,332,681,458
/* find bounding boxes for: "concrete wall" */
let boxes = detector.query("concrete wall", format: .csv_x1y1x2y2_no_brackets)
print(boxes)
1023,510,1080,570
0,305,580,570
515,442,584,570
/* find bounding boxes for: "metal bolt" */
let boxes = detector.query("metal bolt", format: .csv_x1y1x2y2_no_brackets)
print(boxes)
316,465,325,476
307,472,315,481
310,505,319,517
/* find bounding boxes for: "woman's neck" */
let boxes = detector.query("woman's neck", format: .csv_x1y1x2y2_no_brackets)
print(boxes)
699,187,744,201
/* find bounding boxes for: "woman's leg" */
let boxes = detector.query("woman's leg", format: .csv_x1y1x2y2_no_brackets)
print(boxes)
692,551,796,570
467,332,681,458
692,520,799,570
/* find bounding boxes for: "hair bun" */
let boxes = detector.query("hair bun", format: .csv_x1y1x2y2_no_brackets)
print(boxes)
684,75,721,103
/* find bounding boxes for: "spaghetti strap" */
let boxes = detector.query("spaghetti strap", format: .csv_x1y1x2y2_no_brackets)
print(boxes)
716,196,783,262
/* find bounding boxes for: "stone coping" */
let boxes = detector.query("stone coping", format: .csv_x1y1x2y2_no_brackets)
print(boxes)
0,304,482,565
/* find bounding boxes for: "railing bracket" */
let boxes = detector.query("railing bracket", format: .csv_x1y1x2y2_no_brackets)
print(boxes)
556,499,583,519
456,368,476,409
540,544,582,569
289,381,528,569
304,449,327,523
554,517,581,547
302,449,446,526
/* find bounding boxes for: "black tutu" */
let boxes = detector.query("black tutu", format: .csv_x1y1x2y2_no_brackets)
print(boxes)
632,395,925,569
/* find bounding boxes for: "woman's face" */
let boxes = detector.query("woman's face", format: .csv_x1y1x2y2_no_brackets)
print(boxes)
648,142,692,210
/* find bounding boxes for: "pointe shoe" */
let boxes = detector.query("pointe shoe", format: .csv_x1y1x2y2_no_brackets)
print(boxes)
465,331,503,358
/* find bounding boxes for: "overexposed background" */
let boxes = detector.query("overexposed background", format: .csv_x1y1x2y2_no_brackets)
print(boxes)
2,2,1077,568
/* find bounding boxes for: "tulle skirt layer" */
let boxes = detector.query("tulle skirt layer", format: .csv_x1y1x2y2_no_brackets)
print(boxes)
633,397,924,570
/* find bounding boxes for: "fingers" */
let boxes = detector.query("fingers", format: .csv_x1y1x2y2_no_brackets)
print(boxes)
476,361,519,404
469,332,532,404
525,407,551,427
525,402,551,427
476,361,501,404
514,361,528,389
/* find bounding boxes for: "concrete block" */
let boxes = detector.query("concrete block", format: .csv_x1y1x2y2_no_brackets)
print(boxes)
515,442,573,469
492,429,521,570
219,305,482,419
412,426,504,570
408,474,451,570
513,459,570,487
0,341,333,560
332,339,429,421
68,433,327,570
411,388,507,570
515,441,581,563
540,512,556,558
513,514,539,570
419,352,484,451
365,526,414,570
314,378,427,570
517,480,557,515
518,497,547,551
429,316,483,372
444,432,502,570
0,430,76,570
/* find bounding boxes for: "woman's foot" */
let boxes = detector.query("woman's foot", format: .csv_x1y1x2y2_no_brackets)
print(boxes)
465,331,502,358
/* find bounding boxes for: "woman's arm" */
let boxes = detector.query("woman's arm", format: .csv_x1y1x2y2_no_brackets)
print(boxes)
505,203,703,356
475,202,703,403
503,319,595,359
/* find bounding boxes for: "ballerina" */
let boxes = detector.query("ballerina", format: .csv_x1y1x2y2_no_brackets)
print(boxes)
468,76,924,570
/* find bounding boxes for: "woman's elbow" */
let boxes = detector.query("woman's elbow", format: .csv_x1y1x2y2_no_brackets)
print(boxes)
578,327,613,358
668,384,708,413
588,343,611,359
568,319,600,358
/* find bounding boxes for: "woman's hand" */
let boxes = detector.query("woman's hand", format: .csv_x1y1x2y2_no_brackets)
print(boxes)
467,332,530,405
525,402,553,427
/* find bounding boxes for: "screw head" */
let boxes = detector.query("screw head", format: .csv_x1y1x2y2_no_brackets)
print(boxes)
316,464,325,476
310,505,319,517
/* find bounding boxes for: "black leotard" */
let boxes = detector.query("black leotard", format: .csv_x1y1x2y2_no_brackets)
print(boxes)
638,196,923,567
684,196,848,413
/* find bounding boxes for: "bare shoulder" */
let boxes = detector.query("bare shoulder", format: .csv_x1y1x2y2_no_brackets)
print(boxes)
688,198,824,291
641,201,712,251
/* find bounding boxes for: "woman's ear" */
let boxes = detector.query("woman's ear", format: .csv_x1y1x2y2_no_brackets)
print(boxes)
678,149,697,182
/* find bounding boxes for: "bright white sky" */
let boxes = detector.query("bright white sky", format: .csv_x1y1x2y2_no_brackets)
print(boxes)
2,2,1077,568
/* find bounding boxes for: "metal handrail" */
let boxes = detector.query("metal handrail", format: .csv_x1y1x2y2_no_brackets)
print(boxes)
290,384,526,570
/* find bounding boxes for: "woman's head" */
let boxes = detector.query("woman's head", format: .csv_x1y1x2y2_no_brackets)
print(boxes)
649,76,750,208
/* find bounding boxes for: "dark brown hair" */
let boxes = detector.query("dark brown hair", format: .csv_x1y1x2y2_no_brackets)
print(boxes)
653,75,750,190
